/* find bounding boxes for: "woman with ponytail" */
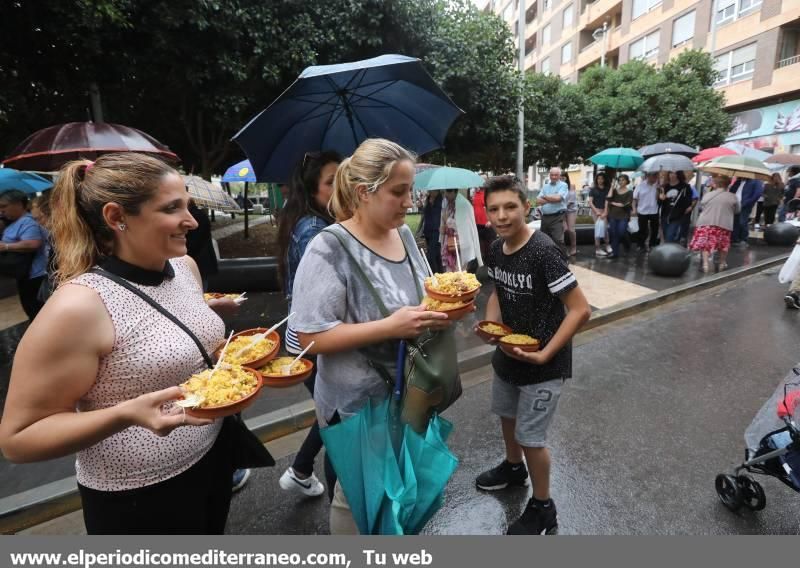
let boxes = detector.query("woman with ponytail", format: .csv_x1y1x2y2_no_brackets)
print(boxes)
0,153,236,534
289,138,453,533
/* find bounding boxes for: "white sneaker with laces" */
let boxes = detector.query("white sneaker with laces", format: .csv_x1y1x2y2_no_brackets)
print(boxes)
279,467,325,497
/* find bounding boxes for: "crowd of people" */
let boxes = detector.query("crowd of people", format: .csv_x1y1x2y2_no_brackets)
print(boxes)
2,142,800,536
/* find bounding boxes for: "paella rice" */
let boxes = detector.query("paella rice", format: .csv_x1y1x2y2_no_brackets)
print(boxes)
179,365,258,408
260,357,307,376
501,333,539,345
422,296,468,311
425,271,480,295
222,335,276,365
480,322,508,336
204,293,241,301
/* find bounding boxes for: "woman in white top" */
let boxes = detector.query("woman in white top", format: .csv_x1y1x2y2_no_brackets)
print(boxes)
0,153,236,534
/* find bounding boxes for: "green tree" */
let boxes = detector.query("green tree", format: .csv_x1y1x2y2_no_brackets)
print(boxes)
577,50,732,155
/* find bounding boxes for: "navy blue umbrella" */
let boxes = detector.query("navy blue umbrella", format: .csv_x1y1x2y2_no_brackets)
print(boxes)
233,54,463,183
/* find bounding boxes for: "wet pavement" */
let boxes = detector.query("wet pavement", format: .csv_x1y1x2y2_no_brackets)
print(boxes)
224,267,800,534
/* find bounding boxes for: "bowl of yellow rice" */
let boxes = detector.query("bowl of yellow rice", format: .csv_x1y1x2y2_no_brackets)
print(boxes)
475,320,513,342
499,333,541,354
424,271,481,303
259,357,314,388
216,327,280,369
180,365,262,419
421,296,474,321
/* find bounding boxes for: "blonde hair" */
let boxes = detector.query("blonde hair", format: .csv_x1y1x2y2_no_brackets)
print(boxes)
330,138,416,221
49,153,176,284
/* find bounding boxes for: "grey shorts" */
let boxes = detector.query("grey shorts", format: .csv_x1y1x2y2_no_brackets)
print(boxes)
491,374,564,448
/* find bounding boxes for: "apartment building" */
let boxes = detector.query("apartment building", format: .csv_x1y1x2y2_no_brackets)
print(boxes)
489,0,800,154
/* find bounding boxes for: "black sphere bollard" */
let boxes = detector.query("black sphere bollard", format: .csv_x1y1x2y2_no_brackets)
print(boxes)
764,223,800,246
648,243,691,277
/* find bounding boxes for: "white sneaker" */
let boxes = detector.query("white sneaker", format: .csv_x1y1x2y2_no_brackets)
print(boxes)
606,245,613,254
279,467,325,497
595,249,608,257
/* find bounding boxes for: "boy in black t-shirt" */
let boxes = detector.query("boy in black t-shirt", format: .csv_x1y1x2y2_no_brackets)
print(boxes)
474,176,591,535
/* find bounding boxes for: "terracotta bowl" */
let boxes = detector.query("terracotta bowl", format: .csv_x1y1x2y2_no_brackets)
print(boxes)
499,335,541,356
260,358,314,389
434,300,475,321
475,320,513,342
185,368,263,419
424,282,481,304
215,327,280,370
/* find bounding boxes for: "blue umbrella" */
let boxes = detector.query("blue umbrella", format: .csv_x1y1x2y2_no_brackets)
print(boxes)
233,54,463,183
0,169,53,194
414,166,484,191
589,147,644,170
222,159,258,183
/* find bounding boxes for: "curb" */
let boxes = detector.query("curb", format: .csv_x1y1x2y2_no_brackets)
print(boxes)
0,252,788,534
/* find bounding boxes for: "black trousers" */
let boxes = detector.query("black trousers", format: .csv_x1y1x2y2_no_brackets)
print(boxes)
764,205,778,226
290,358,338,501
636,214,660,248
424,235,443,273
79,429,234,534
17,276,45,320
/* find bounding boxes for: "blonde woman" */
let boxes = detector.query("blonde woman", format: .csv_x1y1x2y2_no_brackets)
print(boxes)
0,154,236,534
289,138,452,534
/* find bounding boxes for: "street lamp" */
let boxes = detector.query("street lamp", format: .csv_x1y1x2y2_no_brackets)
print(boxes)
592,21,608,67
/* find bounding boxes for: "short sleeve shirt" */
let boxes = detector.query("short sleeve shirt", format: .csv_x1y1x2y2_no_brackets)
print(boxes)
1,213,47,278
487,230,577,386
589,187,607,211
289,224,427,424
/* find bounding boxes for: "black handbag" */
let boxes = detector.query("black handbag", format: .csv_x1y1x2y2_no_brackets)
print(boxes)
0,251,35,279
91,267,275,469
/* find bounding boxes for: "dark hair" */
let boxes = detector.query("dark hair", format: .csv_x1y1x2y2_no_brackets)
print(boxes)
618,174,630,184
484,175,527,205
593,173,608,190
277,150,341,293
0,189,29,207
788,166,800,177
673,170,687,184
561,172,571,186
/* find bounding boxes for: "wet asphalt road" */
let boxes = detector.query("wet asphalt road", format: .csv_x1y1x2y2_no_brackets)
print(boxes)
227,267,800,535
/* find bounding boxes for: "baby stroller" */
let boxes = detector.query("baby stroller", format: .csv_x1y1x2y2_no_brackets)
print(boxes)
715,368,800,511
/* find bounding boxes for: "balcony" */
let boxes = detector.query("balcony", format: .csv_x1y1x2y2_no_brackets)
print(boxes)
578,0,622,31
779,54,800,68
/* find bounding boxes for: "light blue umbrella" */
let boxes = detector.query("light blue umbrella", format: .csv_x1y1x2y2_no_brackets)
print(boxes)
414,166,484,191
589,147,644,170
233,54,463,184
222,159,258,182
0,169,53,194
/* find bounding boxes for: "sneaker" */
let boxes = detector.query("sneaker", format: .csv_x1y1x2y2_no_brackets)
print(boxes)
232,468,251,493
507,498,558,535
606,245,613,254
476,460,529,491
784,293,800,309
595,249,608,257
279,467,325,497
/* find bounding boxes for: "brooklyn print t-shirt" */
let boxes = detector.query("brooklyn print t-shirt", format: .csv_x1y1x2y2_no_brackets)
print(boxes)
487,230,577,386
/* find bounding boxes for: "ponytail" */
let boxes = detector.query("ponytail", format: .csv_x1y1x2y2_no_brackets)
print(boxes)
330,157,356,222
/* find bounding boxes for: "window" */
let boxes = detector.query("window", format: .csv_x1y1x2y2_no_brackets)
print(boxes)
632,0,662,20
629,30,660,60
562,41,572,64
716,0,761,26
541,57,551,74
714,43,756,86
543,0,551,11
672,10,695,47
563,4,574,28
542,23,551,46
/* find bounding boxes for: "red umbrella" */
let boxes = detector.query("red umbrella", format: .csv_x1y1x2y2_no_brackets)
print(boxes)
691,146,736,164
2,122,179,171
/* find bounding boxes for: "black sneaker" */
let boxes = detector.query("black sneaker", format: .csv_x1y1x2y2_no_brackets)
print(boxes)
507,498,558,535
785,293,800,309
475,460,529,491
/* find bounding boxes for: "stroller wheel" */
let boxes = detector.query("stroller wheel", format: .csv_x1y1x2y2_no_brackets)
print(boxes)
715,474,742,511
736,475,766,511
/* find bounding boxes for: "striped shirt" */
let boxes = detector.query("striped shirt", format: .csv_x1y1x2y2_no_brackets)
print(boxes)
487,230,577,386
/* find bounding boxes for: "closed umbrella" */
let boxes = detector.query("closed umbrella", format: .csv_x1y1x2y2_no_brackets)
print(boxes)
233,54,463,183
638,154,695,173
698,155,772,181
3,122,178,171
184,176,241,212
414,166,484,191
691,146,737,164
765,153,800,166
638,142,698,158
589,147,644,170
0,169,53,194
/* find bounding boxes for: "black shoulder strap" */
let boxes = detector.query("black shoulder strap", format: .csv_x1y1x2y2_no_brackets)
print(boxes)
90,267,214,369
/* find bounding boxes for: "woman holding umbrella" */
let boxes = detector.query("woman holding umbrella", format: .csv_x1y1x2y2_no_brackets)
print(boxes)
289,138,452,534
659,171,694,243
440,188,482,272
